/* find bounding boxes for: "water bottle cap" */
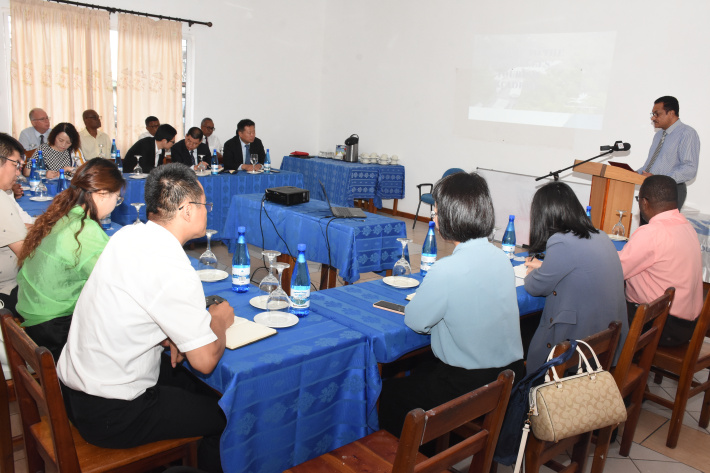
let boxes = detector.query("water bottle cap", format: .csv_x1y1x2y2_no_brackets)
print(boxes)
428,221,435,228
509,215,515,220
237,226,246,233
298,243,306,251
59,169,64,176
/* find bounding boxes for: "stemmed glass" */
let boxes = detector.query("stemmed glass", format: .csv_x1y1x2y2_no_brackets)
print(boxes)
37,178,48,199
393,238,412,277
197,154,205,171
611,210,627,237
98,144,105,159
198,229,219,269
133,155,143,175
249,153,259,173
266,262,291,312
259,250,282,297
131,202,144,225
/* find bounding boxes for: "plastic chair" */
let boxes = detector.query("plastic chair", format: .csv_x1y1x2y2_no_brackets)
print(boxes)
644,288,710,448
413,168,464,228
1,313,200,473
285,369,515,473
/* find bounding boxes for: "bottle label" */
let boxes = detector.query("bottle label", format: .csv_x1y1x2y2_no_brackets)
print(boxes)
29,178,39,191
264,162,271,173
232,265,250,285
211,164,219,174
290,286,310,308
420,253,436,273
501,243,515,256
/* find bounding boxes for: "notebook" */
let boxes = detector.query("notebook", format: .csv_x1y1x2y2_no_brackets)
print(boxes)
225,316,277,349
319,181,367,218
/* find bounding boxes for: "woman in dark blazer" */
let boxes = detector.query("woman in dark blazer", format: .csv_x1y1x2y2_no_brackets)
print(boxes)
523,182,628,371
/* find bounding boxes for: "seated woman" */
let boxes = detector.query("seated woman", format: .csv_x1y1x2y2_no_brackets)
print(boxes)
524,181,628,372
16,158,125,361
25,122,84,179
378,171,525,436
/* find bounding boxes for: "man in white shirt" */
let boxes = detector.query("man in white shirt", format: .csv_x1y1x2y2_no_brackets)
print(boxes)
17,108,52,151
200,118,222,159
138,116,160,140
79,109,112,160
57,163,233,473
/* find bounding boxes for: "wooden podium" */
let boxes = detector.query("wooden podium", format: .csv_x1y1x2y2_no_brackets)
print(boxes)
574,160,646,234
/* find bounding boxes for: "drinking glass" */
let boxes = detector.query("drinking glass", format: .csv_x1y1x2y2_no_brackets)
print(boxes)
98,144,105,159
266,262,291,312
392,238,412,277
611,210,627,237
259,250,281,297
198,154,205,170
133,155,143,175
250,153,259,172
198,229,219,269
131,202,144,225
37,178,47,199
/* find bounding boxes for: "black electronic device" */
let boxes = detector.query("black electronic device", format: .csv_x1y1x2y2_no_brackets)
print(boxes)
264,186,310,206
319,180,367,218
205,295,227,308
373,300,406,315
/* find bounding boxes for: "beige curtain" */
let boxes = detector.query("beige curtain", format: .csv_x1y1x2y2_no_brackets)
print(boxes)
116,14,183,152
10,0,113,140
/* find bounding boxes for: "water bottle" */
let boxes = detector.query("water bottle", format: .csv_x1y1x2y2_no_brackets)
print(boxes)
115,149,123,173
501,215,516,258
586,206,592,218
420,221,437,276
264,148,271,174
289,243,311,317
57,169,68,193
28,159,40,192
100,215,111,231
110,139,117,162
211,149,219,175
37,149,46,174
232,226,250,293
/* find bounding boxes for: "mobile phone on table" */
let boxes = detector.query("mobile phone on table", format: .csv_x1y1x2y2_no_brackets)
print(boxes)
373,300,406,315
205,295,227,308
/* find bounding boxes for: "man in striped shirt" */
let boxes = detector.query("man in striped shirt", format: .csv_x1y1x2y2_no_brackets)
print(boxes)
639,96,700,210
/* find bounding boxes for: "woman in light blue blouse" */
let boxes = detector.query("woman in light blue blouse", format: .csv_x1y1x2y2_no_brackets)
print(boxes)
378,171,525,436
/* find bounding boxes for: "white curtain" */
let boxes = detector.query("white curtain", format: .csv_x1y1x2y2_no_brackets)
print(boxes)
10,0,113,139
116,13,183,152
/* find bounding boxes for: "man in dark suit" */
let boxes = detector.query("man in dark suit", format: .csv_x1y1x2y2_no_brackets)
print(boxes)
171,127,212,170
222,119,266,172
123,124,177,173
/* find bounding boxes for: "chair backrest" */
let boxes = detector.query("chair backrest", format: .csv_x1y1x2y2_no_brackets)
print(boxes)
1,313,81,473
442,168,465,179
680,287,710,373
0,309,15,473
549,321,623,377
391,369,515,473
613,288,674,389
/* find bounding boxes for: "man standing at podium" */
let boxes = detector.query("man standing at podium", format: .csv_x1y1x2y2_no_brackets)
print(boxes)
638,96,700,210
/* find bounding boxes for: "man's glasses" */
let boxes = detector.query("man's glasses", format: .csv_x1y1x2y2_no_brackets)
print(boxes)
3,157,24,170
178,201,213,212
31,116,50,122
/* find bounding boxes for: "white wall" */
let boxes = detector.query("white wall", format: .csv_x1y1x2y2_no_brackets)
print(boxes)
1,0,708,217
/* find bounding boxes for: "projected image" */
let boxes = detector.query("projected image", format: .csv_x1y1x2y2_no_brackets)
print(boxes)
468,32,616,130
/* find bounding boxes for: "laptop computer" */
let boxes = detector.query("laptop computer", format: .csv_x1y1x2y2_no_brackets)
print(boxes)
319,181,367,218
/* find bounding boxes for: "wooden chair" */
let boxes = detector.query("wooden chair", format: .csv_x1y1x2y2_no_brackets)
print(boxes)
1,339,14,473
588,288,674,472
1,313,200,473
284,369,515,473
524,321,622,473
644,288,710,448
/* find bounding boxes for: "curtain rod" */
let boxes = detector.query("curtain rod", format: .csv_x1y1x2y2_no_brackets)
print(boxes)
44,0,212,27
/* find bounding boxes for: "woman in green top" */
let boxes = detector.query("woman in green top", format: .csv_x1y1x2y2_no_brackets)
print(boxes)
16,158,125,361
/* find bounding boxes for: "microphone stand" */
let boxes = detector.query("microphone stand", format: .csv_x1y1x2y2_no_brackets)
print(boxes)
535,148,614,181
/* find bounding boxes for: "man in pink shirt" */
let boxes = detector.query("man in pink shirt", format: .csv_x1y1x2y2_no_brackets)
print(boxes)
619,175,703,346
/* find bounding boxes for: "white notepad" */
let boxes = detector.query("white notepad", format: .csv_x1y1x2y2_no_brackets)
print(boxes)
225,316,277,349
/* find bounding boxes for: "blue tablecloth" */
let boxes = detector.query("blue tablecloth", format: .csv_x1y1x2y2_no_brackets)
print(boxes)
16,193,123,235
280,156,404,208
221,194,408,283
111,171,304,239
191,276,381,473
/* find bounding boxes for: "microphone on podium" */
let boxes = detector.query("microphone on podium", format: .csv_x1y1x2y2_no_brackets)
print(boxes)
600,141,631,152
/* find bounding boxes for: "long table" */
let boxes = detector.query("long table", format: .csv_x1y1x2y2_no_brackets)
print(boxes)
280,156,405,210
221,194,408,284
111,171,304,238
193,275,381,473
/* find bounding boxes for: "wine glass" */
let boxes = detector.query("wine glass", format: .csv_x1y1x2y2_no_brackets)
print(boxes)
250,153,259,172
133,155,143,175
259,250,281,297
131,202,144,225
392,238,412,277
611,210,627,237
197,154,205,171
198,229,219,269
266,262,291,312
37,178,48,199
98,143,105,159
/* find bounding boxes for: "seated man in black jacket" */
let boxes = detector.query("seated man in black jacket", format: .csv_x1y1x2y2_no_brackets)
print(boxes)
222,119,265,172
171,127,212,170
123,124,177,174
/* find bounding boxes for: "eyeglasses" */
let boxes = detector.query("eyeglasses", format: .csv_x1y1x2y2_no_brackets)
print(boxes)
116,195,124,205
31,116,50,122
650,111,665,118
203,126,215,131
635,196,646,202
3,156,24,170
178,201,213,212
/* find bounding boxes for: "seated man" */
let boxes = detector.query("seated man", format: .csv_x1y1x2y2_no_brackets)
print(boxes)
201,118,222,159
138,116,160,140
79,109,112,159
18,108,52,151
222,118,265,172
57,163,233,473
619,175,703,346
171,127,212,170
123,124,177,174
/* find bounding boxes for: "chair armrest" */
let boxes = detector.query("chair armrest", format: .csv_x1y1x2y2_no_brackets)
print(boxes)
416,183,433,199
